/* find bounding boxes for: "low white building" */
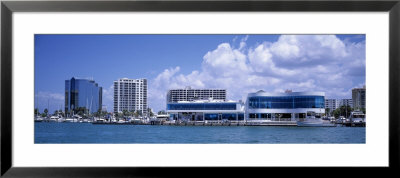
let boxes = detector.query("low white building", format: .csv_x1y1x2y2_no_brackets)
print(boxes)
166,99,245,122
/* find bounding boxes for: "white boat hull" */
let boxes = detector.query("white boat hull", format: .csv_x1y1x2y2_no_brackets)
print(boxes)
65,119,78,123
297,120,336,127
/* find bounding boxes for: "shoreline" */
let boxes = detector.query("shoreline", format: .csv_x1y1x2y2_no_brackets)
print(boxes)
35,121,365,127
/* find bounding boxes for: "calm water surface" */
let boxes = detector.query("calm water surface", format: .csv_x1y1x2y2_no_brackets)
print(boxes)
35,122,365,144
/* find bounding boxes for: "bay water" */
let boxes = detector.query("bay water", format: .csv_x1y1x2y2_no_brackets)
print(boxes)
35,122,365,144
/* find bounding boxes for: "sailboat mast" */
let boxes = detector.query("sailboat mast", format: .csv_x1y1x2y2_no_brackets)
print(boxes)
35,91,39,117
35,91,37,116
86,97,88,116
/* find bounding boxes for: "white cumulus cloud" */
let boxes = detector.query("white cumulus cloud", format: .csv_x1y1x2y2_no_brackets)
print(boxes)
148,35,365,112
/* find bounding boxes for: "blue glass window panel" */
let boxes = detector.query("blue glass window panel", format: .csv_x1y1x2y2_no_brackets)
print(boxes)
65,78,102,113
204,114,218,120
222,113,237,120
248,96,325,109
249,113,257,118
238,114,244,120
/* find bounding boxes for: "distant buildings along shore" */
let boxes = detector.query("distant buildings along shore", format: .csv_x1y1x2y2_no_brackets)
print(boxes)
165,86,366,124
325,99,353,112
61,76,365,122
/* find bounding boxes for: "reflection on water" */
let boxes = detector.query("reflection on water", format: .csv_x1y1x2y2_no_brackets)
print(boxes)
35,122,365,144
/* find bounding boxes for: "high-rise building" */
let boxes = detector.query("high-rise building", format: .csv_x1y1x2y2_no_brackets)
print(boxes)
340,99,353,108
352,86,366,110
167,86,226,103
325,99,340,112
325,99,353,111
114,78,147,115
65,77,102,115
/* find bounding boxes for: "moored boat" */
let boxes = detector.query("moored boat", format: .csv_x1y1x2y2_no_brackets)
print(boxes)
297,111,336,127
65,115,81,122
346,111,366,127
65,118,78,122
49,116,59,122
297,119,336,127
349,111,365,123
34,116,44,122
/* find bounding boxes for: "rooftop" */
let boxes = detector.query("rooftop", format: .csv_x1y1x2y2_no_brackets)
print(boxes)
248,91,325,97
175,99,238,104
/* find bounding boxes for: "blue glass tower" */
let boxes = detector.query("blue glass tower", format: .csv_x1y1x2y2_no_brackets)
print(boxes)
65,77,102,115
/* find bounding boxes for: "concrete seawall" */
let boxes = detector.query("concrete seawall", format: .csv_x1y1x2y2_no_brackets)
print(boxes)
93,121,297,126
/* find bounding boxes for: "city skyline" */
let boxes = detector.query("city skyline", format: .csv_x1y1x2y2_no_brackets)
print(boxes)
35,34,366,113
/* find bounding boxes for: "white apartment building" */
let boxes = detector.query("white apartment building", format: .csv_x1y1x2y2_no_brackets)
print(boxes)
166,86,226,103
340,99,353,108
325,99,340,112
114,78,147,115
325,98,353,112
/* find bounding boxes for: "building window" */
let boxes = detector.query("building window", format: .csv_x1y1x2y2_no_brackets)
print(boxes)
204,114,218,120
248,96,324,109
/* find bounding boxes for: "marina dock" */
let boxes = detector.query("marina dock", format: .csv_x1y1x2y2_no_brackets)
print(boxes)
339,122,366,127
90,119,365,127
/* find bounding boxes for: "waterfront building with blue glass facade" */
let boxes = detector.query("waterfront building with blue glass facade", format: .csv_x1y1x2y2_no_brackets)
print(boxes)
246,90,325,122
165,89,325,124
166,99,245,122
65,77,102,115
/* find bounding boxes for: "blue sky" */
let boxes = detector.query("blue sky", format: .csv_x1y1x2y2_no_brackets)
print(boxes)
35,34,365,113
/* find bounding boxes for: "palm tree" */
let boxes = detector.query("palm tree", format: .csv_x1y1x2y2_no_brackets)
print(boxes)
122,110,130,118
148,108,154,117
134,110,139,118
57,109,63,117
34,108,39,116
158,110,166,115
75,107,86,116
325,108,331,116
43,108,48,116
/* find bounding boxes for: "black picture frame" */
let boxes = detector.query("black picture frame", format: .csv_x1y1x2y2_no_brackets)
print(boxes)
1,0,399,177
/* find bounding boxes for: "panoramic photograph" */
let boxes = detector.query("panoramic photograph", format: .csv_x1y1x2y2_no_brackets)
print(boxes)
34,34,366,143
